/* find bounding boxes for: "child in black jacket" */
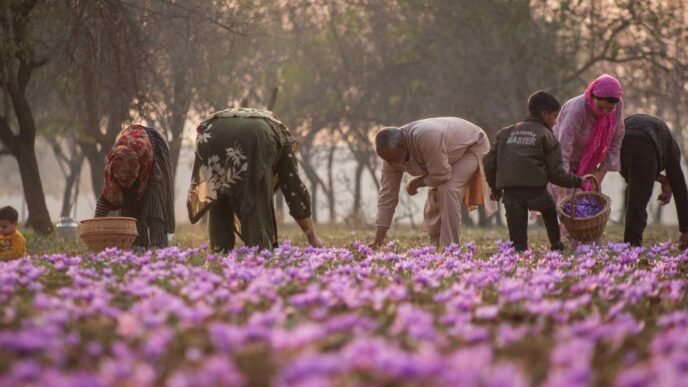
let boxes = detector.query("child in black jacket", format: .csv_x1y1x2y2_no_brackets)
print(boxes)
484,91,587,251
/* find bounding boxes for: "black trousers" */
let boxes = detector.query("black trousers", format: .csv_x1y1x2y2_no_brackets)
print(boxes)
503,187,563,251
120,185,168,249
620,136,658,246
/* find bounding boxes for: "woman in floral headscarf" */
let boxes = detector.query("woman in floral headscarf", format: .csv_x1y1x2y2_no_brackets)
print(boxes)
551,74,625,240
95,125,175,248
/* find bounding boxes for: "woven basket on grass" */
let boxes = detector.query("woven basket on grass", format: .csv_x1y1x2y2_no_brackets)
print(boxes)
556,177,611,242
80,217,138,252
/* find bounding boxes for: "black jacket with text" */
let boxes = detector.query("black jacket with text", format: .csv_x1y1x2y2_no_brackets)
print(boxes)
483,117,581,191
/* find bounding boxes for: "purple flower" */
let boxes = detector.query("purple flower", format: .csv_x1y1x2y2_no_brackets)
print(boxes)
615,365,652,387
474,305,499,320
496,324,529,347
276,354,345,387
483,363,529,387
2,239,687,386
390,304,437,341
563,197,603,218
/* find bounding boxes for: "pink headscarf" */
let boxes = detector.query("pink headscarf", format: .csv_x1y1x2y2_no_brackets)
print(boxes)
576,74,624,176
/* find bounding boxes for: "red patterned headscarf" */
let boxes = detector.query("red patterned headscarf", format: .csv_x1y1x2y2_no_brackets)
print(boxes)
102,125,154,207
576,74,624,176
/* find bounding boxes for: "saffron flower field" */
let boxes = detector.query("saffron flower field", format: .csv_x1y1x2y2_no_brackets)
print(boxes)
1,234,687,386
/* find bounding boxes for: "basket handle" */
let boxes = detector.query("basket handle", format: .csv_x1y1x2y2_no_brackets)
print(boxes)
581,174,600,192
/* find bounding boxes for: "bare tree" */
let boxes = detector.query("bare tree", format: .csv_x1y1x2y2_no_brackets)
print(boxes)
0,0,52,233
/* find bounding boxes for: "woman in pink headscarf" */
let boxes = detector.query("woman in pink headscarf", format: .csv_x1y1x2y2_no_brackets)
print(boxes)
556,74,625,183
551,74,624,240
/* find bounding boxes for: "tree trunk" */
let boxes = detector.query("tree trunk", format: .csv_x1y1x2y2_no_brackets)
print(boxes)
165,95,190,202
351,161,365,223
72,173,81,218
16,141,53,233
495,204,503,226
168,136,183,179
364,151,380,192
327,142,336,222
620,184,628,224
60,153,85,217
80,61,106,199
166,68,193,176
654,202,663,224
274,191,285,223
310,180,318,223
477,207,489,227
166,111,183,206
461,206,472,227
86,147,106,199
298,154,331,220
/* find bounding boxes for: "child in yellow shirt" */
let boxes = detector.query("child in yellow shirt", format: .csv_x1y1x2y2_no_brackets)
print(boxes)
0,206,26,260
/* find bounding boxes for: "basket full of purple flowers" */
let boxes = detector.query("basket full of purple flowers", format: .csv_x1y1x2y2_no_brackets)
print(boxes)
557,176,611,242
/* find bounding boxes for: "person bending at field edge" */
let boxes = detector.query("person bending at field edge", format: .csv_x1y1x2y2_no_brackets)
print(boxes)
484,91,590,252
371,117,496,249
187,108,322,251
621,114,688,250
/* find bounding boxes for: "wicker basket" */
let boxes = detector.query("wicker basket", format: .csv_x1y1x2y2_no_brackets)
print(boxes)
80,217,138,252
556,177,611,242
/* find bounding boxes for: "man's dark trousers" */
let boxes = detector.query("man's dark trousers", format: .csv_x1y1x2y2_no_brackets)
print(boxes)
620,134,658,246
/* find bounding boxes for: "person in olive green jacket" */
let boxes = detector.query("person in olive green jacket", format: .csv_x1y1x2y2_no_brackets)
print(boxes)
484,91,584,252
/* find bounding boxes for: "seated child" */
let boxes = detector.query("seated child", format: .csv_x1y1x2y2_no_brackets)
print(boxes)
0,206,27,260
484,91,586,251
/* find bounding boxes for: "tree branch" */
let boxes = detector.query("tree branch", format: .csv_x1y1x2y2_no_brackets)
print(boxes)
121,0,250,36
562,20,631,84
51,144,70,164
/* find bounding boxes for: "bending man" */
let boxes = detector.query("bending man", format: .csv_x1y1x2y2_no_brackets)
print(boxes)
621,114,688,249
371,117,496,248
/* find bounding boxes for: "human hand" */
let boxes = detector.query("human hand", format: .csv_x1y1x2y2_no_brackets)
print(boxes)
406,176,425,196
678,232,688,250
657,183,672,205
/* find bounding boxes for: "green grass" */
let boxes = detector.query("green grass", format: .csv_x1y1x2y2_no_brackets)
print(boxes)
22,222,679,256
